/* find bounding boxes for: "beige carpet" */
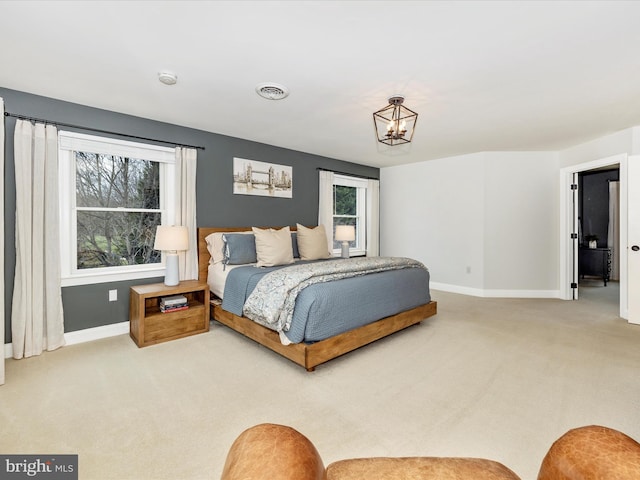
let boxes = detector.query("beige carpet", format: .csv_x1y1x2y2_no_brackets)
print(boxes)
2,285,638,480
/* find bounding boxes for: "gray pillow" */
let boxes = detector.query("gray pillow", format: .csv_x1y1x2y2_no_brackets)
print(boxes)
291,232,300,258
223,233,257,265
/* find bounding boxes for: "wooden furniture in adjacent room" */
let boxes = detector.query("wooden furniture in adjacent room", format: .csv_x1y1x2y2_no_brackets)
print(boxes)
129,280,210,347
197,226,437,371
579,246,612,286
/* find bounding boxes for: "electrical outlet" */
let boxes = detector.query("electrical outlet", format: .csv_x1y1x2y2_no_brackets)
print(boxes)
109,289,117,302
466,266,472,274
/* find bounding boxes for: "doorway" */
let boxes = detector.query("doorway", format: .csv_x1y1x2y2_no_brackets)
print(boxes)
577,167,620,309
559,153,630,320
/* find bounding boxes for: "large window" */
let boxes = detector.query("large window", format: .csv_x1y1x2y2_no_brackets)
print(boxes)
332,175,367,257
59,132,176,286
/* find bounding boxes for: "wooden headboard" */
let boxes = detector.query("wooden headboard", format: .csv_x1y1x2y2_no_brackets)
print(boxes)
197,226,299,284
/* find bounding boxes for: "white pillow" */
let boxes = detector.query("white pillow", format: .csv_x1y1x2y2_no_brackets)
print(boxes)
252,226,294,267
205,232,225,264
296,224,331,260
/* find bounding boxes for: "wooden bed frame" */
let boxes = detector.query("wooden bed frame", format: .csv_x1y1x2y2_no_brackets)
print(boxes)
198,227,437,371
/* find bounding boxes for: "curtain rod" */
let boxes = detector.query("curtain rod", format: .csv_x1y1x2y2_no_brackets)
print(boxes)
316,167,379,180
4,111,205,151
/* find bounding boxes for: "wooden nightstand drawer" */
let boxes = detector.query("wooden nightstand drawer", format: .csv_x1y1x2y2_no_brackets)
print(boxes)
129,280,210,347
144,307,206,339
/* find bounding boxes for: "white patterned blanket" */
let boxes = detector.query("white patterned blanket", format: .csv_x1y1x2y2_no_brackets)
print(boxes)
242,256,427,340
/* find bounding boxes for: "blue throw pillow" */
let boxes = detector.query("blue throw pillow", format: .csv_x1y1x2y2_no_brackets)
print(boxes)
291,232,300,258
223,234,258,265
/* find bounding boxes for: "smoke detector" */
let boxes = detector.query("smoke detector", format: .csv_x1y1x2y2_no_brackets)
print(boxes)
255,83,289,100
158,72,178,86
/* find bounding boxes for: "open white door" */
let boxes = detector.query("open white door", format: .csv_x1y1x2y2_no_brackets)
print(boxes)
627,155,640,324
571,172,579,300
1,97,5,385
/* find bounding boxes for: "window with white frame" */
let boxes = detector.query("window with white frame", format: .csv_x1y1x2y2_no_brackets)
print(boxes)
332,175,367,257
59,131,176,286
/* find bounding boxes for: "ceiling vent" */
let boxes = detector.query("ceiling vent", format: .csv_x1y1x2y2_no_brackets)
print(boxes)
255,83,289,100
158,71,178,85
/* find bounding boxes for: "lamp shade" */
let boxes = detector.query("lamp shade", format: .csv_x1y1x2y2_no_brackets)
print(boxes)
154,225,189,252
335,225,356,242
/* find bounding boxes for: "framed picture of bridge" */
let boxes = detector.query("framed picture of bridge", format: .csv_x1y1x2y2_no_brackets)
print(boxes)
233,157,293,198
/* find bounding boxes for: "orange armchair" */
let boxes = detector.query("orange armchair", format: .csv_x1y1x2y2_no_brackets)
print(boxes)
220,423,640,480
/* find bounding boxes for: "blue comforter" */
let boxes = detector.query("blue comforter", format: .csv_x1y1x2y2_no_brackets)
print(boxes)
221,257,430,344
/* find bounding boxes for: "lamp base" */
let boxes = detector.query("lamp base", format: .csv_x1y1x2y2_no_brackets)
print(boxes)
164,253,180,286
341,242,350,259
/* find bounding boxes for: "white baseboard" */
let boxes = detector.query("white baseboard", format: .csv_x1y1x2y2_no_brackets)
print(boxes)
430,282,485,297
4,321,129,359
431,282,561,299
482,289,561,299
64,321,129,346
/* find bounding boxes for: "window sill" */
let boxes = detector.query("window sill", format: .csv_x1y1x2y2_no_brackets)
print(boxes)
332,250,367,258
61,267,165,287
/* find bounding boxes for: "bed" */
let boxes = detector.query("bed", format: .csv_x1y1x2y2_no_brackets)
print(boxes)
197,226,437,371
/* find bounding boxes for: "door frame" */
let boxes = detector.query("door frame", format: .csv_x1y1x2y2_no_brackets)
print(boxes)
559,153,628,319
1,97,4,385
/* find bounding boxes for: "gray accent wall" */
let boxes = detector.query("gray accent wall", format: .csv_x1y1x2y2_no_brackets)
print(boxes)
2,87,378,343
579,168,619,248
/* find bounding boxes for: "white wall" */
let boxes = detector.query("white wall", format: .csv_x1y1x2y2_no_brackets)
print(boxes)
381,151,560,297
381,125,640,299
483,152,559,293
633,127,640,154
380,153,485,291
559,127,636,167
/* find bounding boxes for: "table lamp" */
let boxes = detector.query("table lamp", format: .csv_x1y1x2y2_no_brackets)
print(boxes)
335,225,355,259
154,225,189,286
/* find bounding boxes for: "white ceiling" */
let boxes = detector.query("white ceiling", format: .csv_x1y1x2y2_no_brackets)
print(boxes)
2,1,640,168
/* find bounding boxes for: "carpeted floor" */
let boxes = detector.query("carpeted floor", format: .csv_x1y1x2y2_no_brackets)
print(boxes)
2,284,638,480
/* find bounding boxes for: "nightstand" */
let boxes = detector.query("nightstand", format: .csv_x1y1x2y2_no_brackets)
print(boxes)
579,246,612,286
129,280,210,347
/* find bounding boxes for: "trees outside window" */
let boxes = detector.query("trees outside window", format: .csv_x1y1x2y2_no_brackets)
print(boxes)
75,153,161,269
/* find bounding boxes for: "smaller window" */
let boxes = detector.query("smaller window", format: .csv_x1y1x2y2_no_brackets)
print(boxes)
332,175,367,257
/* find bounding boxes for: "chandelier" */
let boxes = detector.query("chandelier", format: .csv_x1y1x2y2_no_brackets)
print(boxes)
373,95,418,146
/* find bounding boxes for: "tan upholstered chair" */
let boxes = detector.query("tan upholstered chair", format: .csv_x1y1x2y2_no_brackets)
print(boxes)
538,425,640,480
220,423,640,480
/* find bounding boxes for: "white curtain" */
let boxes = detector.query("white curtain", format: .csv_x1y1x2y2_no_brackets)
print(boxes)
12,120,65,359
318,170,334,251
1,98,5,384
608,180,620,281
175,147,198,280
366,179,380,257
